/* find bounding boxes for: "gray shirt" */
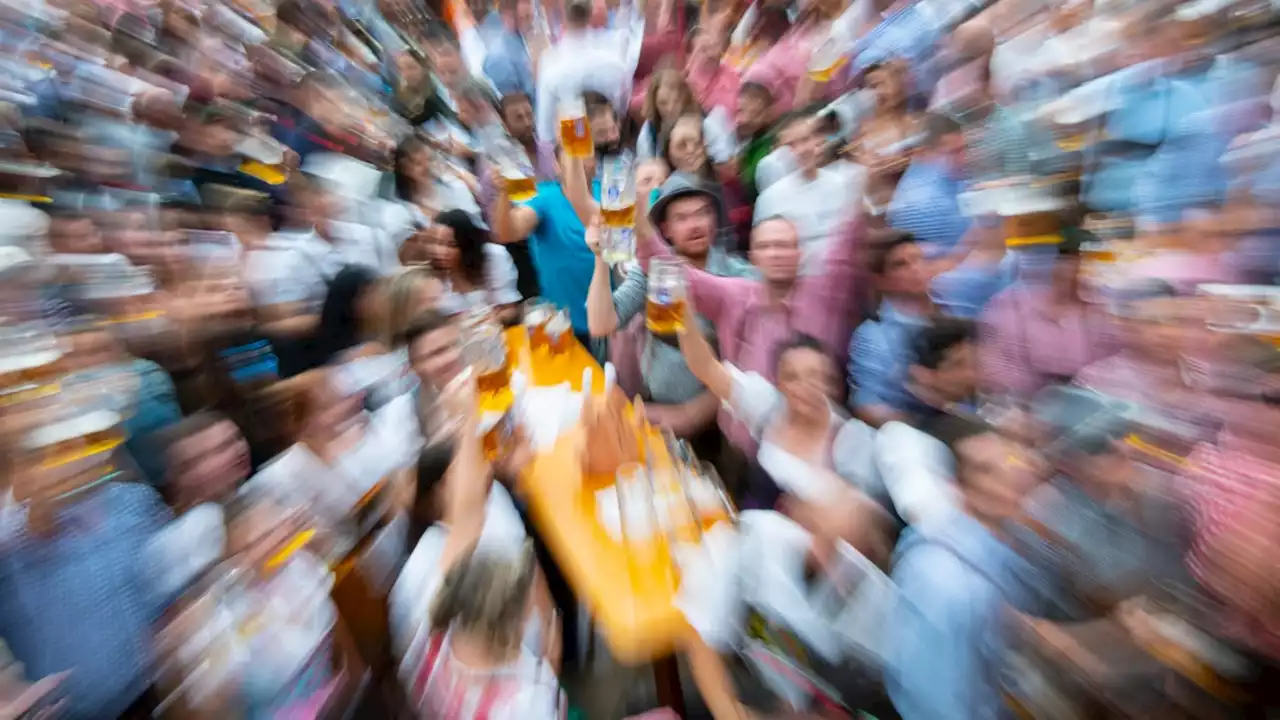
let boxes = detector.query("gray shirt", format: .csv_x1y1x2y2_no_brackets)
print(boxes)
613,248,757,404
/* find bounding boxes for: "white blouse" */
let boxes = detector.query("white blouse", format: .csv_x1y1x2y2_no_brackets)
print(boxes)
436,243,523,315
726,365,882,504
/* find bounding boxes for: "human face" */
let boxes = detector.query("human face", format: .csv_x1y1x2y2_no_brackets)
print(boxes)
306,378,367,443
501,97,535,142
400,144,434,188
512,0,534,30
735,89,771,137
913,340,977,403
661,196,715,258
394,51,426,89
426,224,461,272
955,432,1037,524
779,117,823,174
50,217,104,254
668,117,707,174
169,420,250,509
589,105,620,153
690,29,728,69
409,323,464,389
776,346,838,422
878,241,929,297
749,219,801,285
428,41,463,86
866,65,904,111
655,78,687,122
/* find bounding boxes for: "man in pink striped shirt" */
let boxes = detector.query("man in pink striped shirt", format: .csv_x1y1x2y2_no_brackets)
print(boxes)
640,211,865,451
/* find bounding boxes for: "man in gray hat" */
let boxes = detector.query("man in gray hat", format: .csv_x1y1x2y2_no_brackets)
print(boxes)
583,165,755,452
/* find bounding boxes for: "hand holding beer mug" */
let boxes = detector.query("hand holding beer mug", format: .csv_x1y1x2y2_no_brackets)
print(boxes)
600,152,637,266
646,258,687,336
468,319,513,413
491,138,537,202
558,95,593,159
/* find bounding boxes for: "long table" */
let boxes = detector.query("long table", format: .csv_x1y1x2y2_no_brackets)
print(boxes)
504,327,691,711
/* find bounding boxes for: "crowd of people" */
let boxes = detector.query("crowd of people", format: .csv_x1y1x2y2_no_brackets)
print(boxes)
1,0,1280,716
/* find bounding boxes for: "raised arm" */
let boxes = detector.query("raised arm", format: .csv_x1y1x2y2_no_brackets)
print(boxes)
562,150,599,227
675,294,732,403
489,165,541,245
585,220,648,337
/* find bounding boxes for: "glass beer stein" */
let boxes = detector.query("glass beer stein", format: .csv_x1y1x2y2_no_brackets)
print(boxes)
470,321,513,412
493,138,538,202
523,298,554,353
544,309,572,357
600,153,637,265
558,96,593,159
646,258,687,336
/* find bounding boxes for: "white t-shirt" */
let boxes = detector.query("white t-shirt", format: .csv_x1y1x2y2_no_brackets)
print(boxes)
389,483,530,662
726,365,882,504
678,511,896,709
753,165,863,274
381,180,485,244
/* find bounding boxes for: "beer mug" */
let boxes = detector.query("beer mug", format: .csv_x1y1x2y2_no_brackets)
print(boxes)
470,322,513,412
600,153,637,265
646,258,686,336
557,96,593,159
523,298,554,352
478,409,514,461
544,309,572,357
492,138,538,202
806,32,850,83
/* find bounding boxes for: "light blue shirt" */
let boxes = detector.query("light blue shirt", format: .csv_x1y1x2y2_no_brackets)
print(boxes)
887,159,969,260
887,513,1042,720
521,181,601,333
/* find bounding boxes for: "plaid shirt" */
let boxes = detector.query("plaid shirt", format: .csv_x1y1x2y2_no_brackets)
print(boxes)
0,484,171,719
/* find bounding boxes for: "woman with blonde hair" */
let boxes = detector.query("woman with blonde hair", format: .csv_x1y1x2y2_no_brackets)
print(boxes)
406,543,567,718
637,67,735,167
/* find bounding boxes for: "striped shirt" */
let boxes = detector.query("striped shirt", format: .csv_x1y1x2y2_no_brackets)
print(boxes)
1184,435,1280,659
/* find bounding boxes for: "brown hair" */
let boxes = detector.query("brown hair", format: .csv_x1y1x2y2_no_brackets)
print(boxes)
642,68,700,129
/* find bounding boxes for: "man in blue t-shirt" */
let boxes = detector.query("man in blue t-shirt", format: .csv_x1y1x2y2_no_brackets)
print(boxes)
489,100,621,360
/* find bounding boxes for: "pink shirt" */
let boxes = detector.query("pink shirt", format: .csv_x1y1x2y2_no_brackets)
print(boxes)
640,215,865,449
741,28,815,110
979,285,1123,401
686,61,742,117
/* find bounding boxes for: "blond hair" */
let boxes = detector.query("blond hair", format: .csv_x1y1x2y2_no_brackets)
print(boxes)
429,541,536,653
381,266,442,348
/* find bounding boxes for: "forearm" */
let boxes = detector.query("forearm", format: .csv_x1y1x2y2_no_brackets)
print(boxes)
688,638,750,720
491,191,517,243
662,391,720,437
562,152,597,225
586,257,619,337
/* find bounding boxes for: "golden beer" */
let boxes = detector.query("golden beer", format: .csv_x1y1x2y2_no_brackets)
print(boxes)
479,411,513,462
502,173,538,202
807,54,848,83
646,298,685,336
559,116,594,159
545,312,572,356
524,304,552,352
601,203,636,229
477,357,513,412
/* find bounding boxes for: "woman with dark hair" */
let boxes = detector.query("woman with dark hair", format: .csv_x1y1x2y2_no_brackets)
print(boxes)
385,136,481,245
429,209,521,321
303,265,382,370
676,296,882,511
